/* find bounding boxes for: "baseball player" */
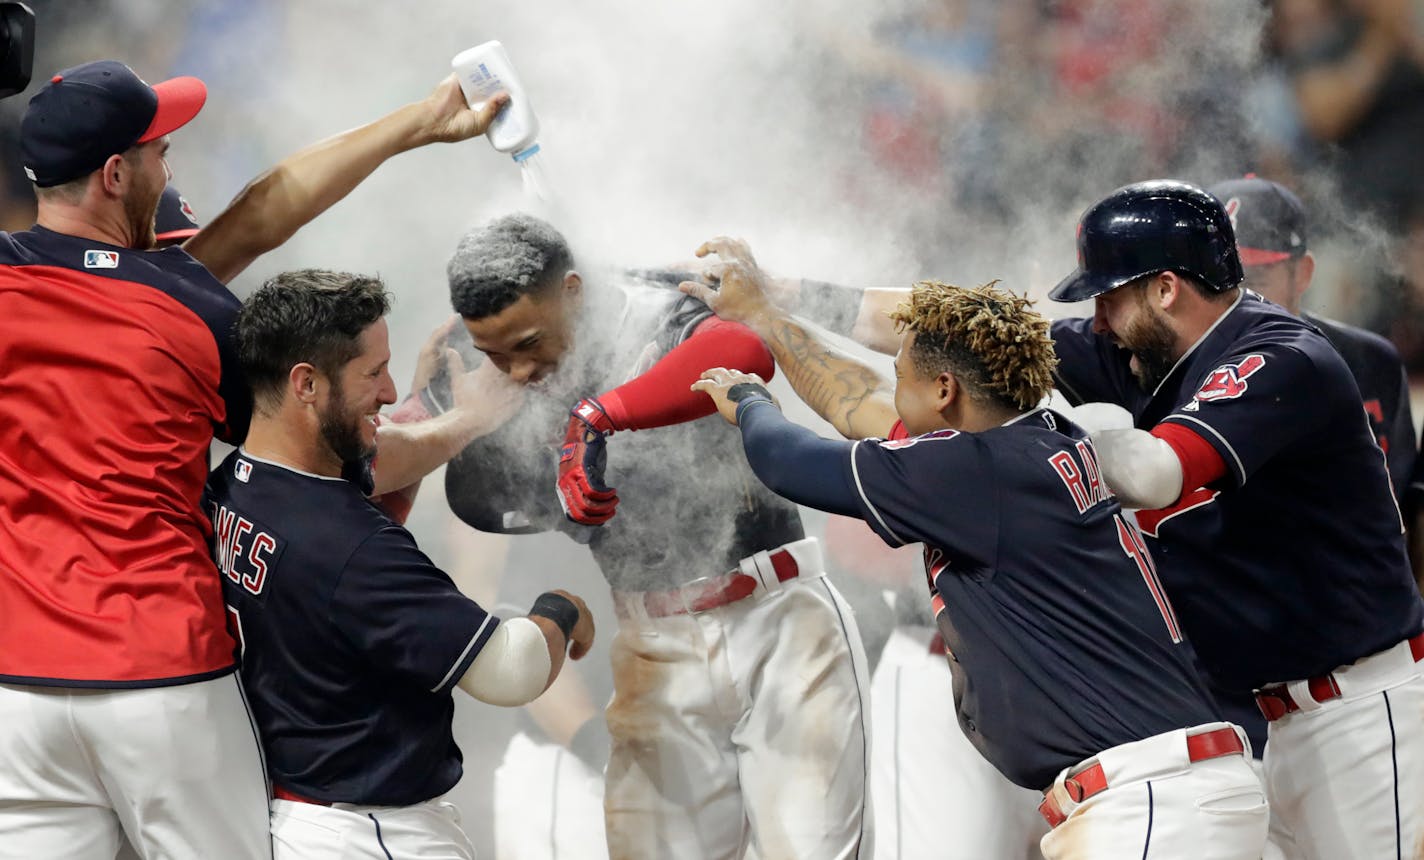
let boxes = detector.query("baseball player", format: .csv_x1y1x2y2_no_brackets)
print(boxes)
1047,180,1424,860
822,514,1048,860
687,270,1267,860
0,60,272,860
1208,175,1416,496
1202,173,1419,858
208,269,596,859
412,213,872,859
0,59,509,860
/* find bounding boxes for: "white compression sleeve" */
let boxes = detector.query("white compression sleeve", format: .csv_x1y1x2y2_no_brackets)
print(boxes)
456,617,553,707
1092,428,1185,511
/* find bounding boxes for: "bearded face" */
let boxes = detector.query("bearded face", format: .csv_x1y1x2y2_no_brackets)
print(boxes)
1093,280,1181,392
1117,298,1178,391
318,373,376,466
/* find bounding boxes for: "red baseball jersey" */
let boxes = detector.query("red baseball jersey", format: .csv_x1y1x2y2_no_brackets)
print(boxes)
0,226,250,687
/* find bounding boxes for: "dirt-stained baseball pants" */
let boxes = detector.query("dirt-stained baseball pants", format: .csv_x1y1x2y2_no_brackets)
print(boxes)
603,538,873,859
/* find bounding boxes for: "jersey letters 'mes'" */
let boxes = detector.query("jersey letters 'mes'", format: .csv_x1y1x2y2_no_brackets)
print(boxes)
210,503,282,598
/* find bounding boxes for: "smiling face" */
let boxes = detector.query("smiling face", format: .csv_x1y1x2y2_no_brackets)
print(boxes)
318,318,396,462
123,136,170,250
462,282,580,386
1091,280,1179,390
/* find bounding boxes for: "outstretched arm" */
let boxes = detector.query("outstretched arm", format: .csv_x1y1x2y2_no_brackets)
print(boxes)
783,279,907,356
370,318,526,501
681,237,900,440
185,77,508,284
691,369,862,517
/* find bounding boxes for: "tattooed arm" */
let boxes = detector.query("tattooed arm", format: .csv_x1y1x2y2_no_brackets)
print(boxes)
680,237,900,440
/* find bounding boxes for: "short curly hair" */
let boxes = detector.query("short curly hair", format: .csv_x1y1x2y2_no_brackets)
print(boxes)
447,213,574,320
889,280,1057,412
238,269,390,415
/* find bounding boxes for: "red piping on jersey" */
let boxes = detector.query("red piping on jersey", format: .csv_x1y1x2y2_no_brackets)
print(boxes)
1151,423,1227,504
598,316,775,431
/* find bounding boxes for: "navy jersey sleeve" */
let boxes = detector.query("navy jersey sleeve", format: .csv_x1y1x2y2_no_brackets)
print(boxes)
738,401,862,517
1156,345,1332,487
1386,363,1416,498
1409,422,1424,507
846,430,997,562
211,310,252,445
331,526,500,694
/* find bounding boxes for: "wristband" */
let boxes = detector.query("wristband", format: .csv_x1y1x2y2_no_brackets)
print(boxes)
727,382,777,424
529,591,580,641
800,279,862,336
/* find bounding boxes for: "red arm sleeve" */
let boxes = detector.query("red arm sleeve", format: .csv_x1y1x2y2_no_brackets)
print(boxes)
1151,422,1227,497
598,316,776,431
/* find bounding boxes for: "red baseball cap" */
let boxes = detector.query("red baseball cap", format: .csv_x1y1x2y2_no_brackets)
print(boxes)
21,60,206,188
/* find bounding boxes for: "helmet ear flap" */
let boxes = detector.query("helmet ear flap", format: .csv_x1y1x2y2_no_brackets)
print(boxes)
1049,180,1243,303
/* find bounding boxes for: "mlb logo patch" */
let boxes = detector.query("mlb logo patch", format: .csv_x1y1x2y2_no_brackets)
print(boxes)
235,459,253,483
84,250,119,269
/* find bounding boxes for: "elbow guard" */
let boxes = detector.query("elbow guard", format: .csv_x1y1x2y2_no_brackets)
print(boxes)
1092,428,1184,511
457,617,552,707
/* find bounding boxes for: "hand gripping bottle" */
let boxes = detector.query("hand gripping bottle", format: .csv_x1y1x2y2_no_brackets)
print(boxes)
452,41,540,163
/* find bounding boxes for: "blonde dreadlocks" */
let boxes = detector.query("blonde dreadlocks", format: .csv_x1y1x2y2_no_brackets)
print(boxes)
889,280,1058,412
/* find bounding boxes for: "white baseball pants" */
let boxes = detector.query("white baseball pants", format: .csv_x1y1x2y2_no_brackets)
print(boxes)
603,538,873,860
1262,635,1424,860
271,796,475,859
1038,723,1267,860
870,625,1047,860
0,673,271,860
493,731,608,860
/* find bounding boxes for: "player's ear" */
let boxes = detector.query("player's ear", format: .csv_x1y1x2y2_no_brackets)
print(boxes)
1295,253,1315,296
1154,272,1181,312
99,154,127,198
936,370,958,409
562,270,582,298
289,363,320,406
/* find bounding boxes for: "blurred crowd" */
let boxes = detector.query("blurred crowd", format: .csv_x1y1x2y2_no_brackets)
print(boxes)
834,0,1424,372
7,1,1424,369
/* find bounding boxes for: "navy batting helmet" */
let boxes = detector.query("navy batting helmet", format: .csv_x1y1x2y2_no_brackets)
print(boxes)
1049,179,1243,303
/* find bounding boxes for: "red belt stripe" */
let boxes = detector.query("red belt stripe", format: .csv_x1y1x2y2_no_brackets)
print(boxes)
1037,727,1244,829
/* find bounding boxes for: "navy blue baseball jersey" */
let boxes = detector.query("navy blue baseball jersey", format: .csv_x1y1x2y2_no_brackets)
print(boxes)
843,409,1218,788
1053,291,1424,691
1304,312,1416,498
205,449,500,806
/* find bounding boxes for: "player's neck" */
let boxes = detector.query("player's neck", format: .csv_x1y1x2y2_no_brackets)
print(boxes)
242,416,344,478
1171,287,1242,359
36,199,140,249
954,402,1024,433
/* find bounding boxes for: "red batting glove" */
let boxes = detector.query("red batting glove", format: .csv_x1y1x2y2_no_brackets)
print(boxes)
557,398,619,525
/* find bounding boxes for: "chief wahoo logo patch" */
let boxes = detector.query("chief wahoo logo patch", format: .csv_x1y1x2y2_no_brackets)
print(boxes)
1188,354,1266,408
